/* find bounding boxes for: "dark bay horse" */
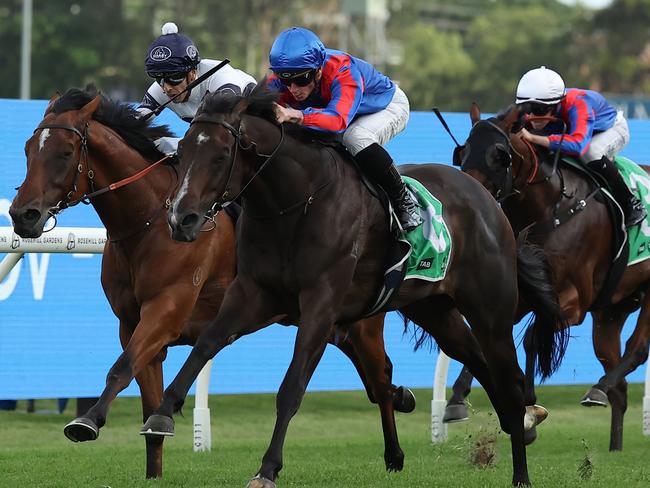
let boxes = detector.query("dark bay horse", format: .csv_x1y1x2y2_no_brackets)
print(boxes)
141,89,567,487
8,87,414,479
448,103,650,451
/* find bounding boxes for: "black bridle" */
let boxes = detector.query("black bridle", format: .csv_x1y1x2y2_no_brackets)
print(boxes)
188,114,285,220
31,121,175,239
457,119,515,202
33,122,94,218
459,117,567,203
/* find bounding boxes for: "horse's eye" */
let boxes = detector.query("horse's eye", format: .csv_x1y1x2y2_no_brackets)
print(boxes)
61,151,73,159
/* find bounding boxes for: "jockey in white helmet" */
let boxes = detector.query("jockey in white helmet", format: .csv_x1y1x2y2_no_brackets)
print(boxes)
515,66,645,227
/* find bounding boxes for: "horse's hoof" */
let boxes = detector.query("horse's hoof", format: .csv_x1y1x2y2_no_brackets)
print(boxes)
524,426,537,445
140,414,175,437
385,455,404,472
524,404,548,430
246,475,276,488
394,386,416,413
64,417,99,442
443,402,469,423
580,387,609,407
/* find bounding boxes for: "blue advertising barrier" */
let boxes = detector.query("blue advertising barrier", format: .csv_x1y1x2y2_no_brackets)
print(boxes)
1,98,650,399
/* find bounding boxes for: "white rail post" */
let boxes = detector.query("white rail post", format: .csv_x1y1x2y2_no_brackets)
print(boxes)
431,351,450,443
643,354,650,435
1,226,216,451
193,359,213,451
0,252,25,281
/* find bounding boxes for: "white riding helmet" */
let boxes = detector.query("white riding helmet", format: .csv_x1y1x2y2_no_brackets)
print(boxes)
515,66,566,105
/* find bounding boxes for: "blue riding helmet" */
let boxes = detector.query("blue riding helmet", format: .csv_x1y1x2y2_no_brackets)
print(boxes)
145,22,200,74
269,27,326,72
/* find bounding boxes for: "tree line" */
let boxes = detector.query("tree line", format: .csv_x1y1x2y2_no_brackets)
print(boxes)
2,0,649,112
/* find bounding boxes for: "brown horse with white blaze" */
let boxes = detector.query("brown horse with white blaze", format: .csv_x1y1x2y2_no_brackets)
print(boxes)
8,87,414,479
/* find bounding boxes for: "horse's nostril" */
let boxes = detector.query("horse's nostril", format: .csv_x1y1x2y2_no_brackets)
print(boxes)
180,213,199,229
23,209,42,223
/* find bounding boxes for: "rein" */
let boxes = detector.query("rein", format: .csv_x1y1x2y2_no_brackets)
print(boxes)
506,116,593,236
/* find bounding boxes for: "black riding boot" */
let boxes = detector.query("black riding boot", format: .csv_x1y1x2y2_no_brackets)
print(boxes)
586,156,647,227
355,143,423,232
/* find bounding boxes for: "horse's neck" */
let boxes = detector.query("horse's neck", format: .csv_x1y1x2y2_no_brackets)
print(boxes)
507,152,583,231
241,118,339,216
86,123,172,236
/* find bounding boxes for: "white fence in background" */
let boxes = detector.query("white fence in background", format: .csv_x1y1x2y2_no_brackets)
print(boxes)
2,226,649,447
431,351,650,441
0,226,213,452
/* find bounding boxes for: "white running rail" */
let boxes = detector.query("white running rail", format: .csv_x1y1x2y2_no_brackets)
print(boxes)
0,225,214,450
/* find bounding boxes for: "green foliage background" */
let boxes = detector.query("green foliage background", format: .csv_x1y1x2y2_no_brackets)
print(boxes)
2,0,650,111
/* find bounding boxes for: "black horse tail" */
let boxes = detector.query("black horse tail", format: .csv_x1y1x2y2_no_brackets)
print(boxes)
516,241,570,380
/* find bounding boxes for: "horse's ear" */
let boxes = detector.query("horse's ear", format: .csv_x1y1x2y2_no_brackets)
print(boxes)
470,102,481,126
79,95,101,120
233,98,249,116
502,104,520,130
44,92,60,115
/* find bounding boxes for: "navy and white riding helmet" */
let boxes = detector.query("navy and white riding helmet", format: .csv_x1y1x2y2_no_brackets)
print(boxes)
269,27,326,72
145,22,200,74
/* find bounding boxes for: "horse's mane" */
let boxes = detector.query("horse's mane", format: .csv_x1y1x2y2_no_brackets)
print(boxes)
198,80,279,123
197,80,342,146
52,84,174,161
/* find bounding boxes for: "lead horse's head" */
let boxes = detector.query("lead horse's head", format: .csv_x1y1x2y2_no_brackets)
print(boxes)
457,103,541,203
10,90,101,237
168,87,280,241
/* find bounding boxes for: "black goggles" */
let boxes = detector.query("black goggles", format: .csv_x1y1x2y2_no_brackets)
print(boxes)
275,69,316,87
147,71,188,86
524,103,554,116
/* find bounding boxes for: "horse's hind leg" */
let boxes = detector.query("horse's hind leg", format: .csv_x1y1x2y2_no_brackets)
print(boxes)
335,315,415,414
444,366,473,423
345,315,404,472
461,302,529,486
399,299,504,421
583,307,629,451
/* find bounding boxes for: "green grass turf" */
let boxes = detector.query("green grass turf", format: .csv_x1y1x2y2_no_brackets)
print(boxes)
0,384,649,487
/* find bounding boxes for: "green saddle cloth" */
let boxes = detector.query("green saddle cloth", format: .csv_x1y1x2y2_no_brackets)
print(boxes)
614,156,650,265
398,176,452,282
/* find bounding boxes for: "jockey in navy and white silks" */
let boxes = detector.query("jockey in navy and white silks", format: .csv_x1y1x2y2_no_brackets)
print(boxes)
515,66,646,227
137,22,256,155
266,27,421,231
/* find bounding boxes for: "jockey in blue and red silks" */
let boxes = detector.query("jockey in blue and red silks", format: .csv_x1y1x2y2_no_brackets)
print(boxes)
515,66,646,227
266,26,422,232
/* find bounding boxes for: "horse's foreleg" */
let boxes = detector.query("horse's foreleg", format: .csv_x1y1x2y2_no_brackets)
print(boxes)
64,288,198,444
253,291,338,486
346,315,404,472
143,278,277,433
133,356,165,478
